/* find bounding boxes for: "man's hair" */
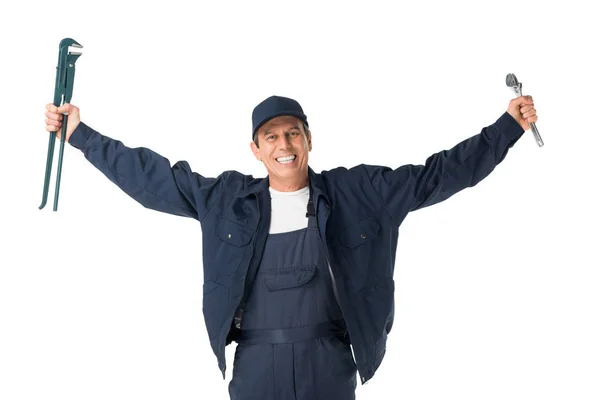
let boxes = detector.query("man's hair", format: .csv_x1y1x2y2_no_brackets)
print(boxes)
253,122,310,148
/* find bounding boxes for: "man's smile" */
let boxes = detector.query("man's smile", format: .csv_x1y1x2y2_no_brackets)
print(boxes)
276,155,297,164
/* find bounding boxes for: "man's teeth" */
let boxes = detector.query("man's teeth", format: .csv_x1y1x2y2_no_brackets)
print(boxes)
277,155,296,163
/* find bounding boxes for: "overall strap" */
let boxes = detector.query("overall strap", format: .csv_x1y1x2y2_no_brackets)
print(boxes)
306,183,318,230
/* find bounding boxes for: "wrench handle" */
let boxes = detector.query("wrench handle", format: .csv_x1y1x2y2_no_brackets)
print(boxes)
530,121,544,147
511,82,544,147
39,131,56,209
53,113,69,211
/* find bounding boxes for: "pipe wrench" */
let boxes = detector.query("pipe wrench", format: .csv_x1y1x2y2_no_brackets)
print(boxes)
506,73,543,147
39,38,83,211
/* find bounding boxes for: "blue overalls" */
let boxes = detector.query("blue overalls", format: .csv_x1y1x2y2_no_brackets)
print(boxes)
228,195,358,400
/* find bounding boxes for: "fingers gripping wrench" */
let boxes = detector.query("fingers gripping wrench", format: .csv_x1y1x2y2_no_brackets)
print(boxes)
506,73,543,147
39,38,83,211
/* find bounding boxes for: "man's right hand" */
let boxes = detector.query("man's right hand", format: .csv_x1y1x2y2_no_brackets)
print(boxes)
44,103,81,142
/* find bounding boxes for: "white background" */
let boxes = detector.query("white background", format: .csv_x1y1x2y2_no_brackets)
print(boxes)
1,0,598,399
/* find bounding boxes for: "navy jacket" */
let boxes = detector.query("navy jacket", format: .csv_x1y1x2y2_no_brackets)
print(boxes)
68,112,525,384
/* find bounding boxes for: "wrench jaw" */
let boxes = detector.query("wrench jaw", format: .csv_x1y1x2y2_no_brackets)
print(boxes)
506,73,522,97
505,73,518,87
59,38,82,50
511,82,522,97
55,41,83,106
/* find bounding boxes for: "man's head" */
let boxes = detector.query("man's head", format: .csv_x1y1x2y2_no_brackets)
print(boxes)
250,96,312,191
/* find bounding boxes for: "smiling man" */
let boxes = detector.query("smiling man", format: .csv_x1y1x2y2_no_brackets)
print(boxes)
44,93,537,399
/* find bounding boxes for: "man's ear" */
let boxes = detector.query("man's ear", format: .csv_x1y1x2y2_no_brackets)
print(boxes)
307,130,312,151
250,141,261,161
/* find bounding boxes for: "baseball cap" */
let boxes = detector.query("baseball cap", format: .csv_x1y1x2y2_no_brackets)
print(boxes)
251,95,309,139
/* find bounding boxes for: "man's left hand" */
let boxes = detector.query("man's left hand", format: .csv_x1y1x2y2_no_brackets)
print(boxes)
507,95,538,131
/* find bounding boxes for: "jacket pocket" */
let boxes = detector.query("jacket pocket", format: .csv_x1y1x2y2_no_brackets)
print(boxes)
338,216,381,292
216,218,254,247
210,217,255,276
263,265,316,291
340,216,380,248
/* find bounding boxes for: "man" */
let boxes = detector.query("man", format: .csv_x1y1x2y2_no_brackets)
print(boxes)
43,94,538,399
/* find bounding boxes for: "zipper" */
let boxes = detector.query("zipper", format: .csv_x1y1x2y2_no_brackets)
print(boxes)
315,201,357,363
317,204,344,316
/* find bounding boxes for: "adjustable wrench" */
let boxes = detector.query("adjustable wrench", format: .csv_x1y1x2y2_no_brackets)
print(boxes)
506,73,543,147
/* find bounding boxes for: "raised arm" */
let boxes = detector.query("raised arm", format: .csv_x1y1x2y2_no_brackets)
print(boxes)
44,103,226,221
366,96,536,225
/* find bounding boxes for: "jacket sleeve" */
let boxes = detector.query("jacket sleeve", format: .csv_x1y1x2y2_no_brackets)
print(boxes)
68,121,226,221
366,112,525,225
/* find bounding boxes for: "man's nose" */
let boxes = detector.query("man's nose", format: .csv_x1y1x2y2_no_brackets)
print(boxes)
278,136,292,149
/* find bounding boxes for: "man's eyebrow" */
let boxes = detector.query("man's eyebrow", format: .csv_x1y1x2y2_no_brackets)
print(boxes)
263,126,301,135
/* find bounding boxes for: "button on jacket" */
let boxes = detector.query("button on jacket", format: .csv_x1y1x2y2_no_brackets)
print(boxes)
67,112,525,384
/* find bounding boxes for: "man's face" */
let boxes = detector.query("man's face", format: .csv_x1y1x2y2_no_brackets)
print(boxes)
250,116,312,188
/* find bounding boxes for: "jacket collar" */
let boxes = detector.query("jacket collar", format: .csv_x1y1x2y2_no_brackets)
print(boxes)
236,175,270,198
307,166,328,203
235,166,329,203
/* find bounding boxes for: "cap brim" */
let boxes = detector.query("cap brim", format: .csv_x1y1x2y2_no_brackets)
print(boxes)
253,111,307,136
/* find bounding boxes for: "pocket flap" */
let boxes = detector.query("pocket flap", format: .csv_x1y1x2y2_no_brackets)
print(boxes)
217,219,254,247
341,216,380,248
264,265,316,291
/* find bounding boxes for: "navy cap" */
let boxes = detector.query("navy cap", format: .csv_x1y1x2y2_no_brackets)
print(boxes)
252,95,309,139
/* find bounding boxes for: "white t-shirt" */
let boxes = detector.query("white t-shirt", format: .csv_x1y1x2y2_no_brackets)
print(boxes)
268,186,310,234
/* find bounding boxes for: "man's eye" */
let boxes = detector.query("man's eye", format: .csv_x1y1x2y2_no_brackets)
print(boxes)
289,131,299,137
267,135,276,140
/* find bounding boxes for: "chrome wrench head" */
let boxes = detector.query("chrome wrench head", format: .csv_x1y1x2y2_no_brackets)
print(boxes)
506,73,522,97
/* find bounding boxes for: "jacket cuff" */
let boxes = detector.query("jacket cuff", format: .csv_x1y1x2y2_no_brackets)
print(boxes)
495,112,524,140
68,121,95,150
